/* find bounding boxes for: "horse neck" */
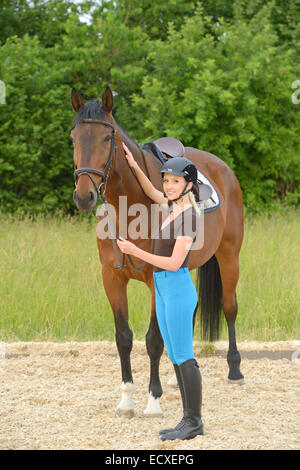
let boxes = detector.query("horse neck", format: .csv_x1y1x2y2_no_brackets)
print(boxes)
105,122,150,208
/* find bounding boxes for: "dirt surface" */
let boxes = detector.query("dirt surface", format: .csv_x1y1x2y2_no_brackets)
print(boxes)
0,340,299,450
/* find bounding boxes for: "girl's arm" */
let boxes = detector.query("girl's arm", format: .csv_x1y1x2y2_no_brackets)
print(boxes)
116,236,193,272
122,142,167,205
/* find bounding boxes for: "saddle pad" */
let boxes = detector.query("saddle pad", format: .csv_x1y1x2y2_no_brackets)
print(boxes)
197,170,220,213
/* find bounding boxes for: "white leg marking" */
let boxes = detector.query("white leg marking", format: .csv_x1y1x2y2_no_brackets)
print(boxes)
144,392,164,417
115,382,136,418
167,373,178,388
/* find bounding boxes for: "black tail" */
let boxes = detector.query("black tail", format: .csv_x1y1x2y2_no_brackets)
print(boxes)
196,255,223,342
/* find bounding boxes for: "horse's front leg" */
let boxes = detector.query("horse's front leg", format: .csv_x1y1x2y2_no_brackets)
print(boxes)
102,266,135,417
114,308,136,417
144,285,164,417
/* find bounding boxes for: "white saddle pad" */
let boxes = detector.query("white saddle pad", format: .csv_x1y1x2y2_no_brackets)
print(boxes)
197,170,220,213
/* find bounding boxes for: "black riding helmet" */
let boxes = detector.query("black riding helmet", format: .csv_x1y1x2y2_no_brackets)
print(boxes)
160,157,198,183
160,157,198,202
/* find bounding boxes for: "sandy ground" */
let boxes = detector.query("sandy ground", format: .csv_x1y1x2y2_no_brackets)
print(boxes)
0,340,299,450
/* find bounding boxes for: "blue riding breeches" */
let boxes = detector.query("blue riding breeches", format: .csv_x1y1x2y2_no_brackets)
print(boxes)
153,267,198,366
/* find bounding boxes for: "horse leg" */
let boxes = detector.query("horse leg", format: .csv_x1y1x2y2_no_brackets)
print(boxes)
144,302,164,417
102,268,135,417
215,251,244,384
224,293,244,384
114,309,136,417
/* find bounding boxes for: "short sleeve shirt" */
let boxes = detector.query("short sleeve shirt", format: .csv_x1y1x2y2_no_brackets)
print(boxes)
153,202,200,273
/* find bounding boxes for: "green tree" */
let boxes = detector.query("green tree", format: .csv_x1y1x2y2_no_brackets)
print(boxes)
0,12,148,212
91,0,199,40
0,0,88,47
0,34,75,212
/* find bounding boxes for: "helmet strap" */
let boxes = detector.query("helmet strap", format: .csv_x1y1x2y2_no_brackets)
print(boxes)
170,182,190,204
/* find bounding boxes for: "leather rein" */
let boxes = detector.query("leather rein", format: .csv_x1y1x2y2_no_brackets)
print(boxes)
73,118,152,271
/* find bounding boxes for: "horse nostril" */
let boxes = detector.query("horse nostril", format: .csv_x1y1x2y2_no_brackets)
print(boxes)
89,191,94,202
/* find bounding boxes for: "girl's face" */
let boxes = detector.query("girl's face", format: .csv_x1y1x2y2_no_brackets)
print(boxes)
162,173,191,201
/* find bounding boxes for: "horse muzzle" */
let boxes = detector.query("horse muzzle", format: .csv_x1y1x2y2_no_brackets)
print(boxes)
73,188,98,211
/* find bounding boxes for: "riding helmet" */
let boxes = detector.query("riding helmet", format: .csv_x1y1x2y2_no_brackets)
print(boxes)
160,157,198,183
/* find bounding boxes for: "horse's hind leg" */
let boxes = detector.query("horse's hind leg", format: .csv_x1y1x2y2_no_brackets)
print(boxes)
224,292,244,384
144,290,164,417
216,250,244,384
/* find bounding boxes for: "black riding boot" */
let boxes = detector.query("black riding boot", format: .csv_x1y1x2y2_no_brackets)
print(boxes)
159,364,186,435
161,359,204,441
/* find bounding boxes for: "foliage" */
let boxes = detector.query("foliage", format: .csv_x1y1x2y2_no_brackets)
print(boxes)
0,0,84,47
0,0,299,213
0,9,148,212
91,0,199,40
0,34,75,212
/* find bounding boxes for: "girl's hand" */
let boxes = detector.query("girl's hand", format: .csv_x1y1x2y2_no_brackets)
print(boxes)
122,142,138,169
116,236,138,256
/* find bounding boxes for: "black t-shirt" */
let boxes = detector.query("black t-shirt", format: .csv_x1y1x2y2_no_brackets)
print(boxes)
153,202,200,273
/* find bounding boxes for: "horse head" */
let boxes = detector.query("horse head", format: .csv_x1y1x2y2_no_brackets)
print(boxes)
71,86,116,211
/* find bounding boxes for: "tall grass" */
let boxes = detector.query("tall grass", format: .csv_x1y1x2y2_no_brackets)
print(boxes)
0,209,299,342
233,209,300,341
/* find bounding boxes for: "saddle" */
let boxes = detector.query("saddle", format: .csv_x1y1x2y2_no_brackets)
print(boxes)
142,137,215,203
142,137,185,164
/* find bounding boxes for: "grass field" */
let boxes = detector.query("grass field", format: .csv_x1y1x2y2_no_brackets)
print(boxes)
0,208,299,342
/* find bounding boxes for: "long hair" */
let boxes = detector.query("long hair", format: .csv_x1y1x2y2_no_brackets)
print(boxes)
188,182,201,216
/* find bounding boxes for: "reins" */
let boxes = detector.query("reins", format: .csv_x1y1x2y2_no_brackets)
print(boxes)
73,117,153,271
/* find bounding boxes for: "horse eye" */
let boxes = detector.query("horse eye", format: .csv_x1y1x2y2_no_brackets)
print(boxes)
104,135,111,142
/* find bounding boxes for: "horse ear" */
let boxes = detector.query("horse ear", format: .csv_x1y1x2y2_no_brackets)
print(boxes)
71,88,85,112
102,86,113,113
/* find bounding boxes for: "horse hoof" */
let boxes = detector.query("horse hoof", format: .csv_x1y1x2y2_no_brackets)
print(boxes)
144,411,164,418
115,408,135,418
228,378,245,386
115,382,136,418
144,393,164,417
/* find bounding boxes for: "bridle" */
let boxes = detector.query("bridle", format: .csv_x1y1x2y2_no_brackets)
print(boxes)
73,117,152,271
73,118,116,199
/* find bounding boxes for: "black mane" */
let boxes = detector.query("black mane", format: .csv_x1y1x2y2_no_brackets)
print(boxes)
73,100,107,126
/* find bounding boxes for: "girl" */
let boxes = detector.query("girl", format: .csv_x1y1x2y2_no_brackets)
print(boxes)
116,142,204,441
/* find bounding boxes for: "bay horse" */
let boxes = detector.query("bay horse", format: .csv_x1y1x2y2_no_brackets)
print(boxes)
70,86,244,417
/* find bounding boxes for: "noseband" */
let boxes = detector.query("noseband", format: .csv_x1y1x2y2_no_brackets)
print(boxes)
73,118,116,198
